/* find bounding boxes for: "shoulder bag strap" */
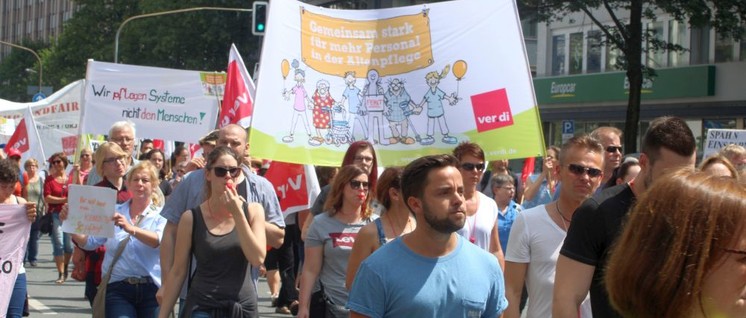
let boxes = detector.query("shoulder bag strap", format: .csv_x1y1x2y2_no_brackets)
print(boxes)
100,214,145,283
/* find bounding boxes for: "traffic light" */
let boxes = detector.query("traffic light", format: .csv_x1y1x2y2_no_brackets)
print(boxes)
252,1,268,36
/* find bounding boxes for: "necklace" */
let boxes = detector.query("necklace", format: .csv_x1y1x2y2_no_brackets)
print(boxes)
556,202,571,230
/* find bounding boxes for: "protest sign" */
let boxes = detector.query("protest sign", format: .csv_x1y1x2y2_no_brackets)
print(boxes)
249,0,544,166
81,61,222,143
0,80,83,165
62,185,117,238
703,129,746,158
0,205,30,314
263,162,320,216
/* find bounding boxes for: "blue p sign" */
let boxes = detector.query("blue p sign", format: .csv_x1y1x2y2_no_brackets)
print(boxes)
562,120,574,134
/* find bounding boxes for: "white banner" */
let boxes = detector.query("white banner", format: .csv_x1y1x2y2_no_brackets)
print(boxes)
249,0,544,166
703,129,746,158
0,205,31,315
62,185,117,238
0,80,83,165
81,61,221,143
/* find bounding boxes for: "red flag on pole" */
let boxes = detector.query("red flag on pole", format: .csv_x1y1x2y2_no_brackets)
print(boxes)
521,157,535,186
6,119,29,153
219,43,255,128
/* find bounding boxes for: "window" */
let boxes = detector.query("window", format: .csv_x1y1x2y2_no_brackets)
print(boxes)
715,34,735,62
690,25,710,65
569,32,584,74
606,44,621,71
667,21,688,67
740,39,746,61
646,21,665,67
552,34,566,75
587,30,602,73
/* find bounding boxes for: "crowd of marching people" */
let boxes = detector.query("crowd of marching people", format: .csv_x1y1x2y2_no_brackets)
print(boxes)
3,115,746,318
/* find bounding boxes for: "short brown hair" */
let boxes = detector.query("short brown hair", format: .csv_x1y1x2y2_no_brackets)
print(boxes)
324,165,372,218
401,154,460,212
641,116,696,164
605,169,746,318
47,152,69,168
452,141,485,162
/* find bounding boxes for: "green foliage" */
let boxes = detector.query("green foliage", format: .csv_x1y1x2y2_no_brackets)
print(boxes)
3,0,262,91
0,40,46,102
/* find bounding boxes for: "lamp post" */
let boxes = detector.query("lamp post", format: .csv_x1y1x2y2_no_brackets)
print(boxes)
0,40,42,94
114,6,252,63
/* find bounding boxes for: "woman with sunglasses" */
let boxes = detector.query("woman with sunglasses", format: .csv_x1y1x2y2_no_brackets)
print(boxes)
523,146,560,209
452,142,505,268
44,152,72,284
70,148,93,185
159,146,266,318
65,161,166,318
298,165,377,318
345,167,414,290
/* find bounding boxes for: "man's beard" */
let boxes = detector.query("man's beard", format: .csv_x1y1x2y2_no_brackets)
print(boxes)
422,201,464,234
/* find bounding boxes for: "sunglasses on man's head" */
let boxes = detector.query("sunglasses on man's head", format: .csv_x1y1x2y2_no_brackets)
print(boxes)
567,164,603,178
605,146,623,153
349,180,369,190
213,166,241,178
460,162,485,171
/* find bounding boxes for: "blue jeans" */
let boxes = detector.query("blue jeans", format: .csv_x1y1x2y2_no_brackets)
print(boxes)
25,228,41,262
105,280,159,318
51,213,73,256
7,273,26,318
190,311,210,318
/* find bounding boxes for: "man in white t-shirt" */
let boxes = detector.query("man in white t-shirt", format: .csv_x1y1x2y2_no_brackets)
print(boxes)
503,135,604,318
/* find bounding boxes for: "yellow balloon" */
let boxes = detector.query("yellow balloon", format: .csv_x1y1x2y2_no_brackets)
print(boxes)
281,59,290,79
453,60,467,80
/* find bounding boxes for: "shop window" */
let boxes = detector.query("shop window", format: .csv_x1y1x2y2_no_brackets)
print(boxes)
667,20,688,67
552,34,566,75
646,21,666,68
569,32,584,74
690,25,710,65
606,44,621,71
715,34,735,63
587,30,602,73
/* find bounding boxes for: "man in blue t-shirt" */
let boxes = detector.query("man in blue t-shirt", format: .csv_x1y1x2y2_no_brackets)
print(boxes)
347,154,508,318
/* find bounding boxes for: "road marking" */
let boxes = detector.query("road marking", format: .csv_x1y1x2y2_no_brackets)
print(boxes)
28,297,57,315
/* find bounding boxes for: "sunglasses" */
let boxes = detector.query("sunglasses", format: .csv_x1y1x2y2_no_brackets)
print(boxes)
51,160,64,165
605,146,623,153
460,162,485,171
349,180,369,190
567,164,603,178
213,166,241,178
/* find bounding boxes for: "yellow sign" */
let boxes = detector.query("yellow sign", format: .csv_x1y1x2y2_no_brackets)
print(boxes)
300,8,433,77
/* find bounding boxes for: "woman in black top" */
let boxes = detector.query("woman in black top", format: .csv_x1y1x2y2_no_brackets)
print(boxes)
159,146,266,318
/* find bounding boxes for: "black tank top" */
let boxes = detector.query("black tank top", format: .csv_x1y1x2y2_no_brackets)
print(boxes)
183,205,257,318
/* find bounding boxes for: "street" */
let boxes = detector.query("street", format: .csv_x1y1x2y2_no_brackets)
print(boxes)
26,237,289,317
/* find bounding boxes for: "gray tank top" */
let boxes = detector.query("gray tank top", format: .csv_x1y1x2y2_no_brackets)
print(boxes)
184,205,257,318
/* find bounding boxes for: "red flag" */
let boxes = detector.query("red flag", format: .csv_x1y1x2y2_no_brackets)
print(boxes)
152,139,165,151
6,119,29,153
219,44,255,128
189,143,201,157
264,162,308,213
521,157,536,186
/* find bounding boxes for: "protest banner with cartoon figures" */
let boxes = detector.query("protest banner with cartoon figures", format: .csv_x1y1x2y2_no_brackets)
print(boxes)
250,0,544,166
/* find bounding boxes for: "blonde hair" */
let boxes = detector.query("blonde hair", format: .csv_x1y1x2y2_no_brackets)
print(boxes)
126,161,165,207
94,142,128,176
425,65,450,80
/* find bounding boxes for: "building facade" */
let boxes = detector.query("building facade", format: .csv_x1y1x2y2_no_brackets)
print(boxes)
0,0,78,60
533,9,746,155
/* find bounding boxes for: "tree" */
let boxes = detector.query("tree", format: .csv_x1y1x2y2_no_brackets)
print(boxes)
0,40,46,102
523,0,746,151
41,0,261,89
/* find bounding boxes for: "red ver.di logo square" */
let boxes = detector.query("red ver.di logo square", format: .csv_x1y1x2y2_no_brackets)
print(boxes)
471,88,513,133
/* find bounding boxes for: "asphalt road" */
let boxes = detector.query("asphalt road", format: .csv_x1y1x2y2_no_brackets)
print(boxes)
25,237,291,317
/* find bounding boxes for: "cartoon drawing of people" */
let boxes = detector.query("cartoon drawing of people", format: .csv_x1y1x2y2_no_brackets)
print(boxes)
281,59,313,144
337,71,367,141
362,69,386,144
383,78,418,145
417,65,459,145
311,79,335,145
